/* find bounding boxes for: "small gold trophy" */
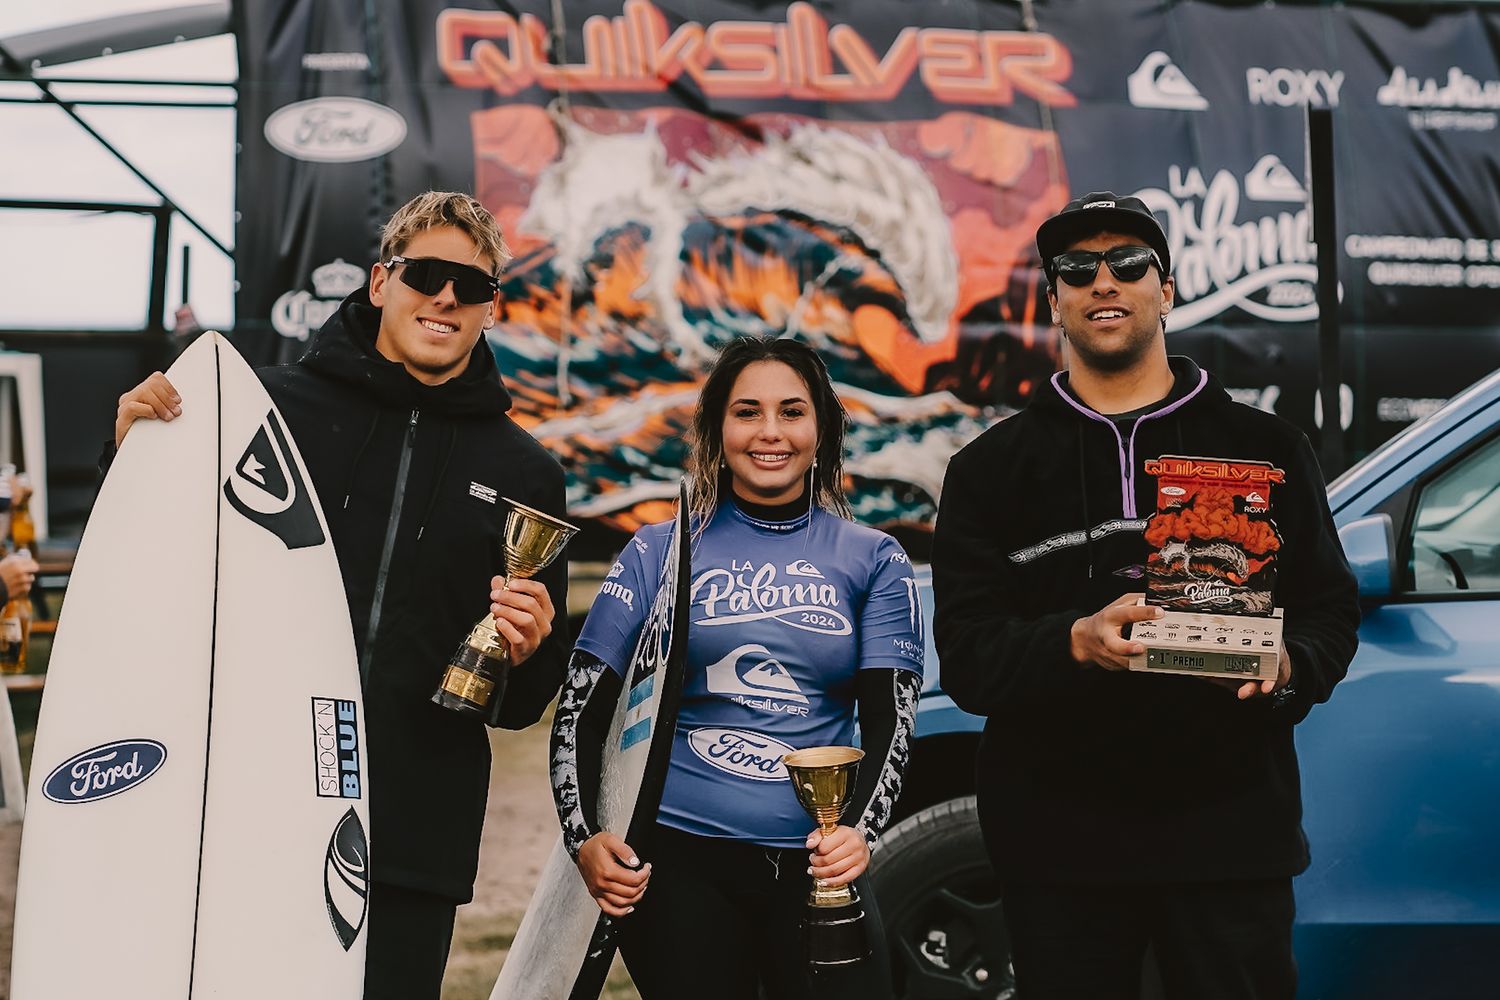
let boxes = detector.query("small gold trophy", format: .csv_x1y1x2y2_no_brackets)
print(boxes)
432,498,577,718
783,745,869,967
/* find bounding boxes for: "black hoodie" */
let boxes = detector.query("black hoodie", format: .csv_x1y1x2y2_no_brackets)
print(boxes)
259,288,568,901
932,357,1359,886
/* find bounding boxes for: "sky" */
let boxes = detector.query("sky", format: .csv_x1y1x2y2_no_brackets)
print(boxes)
0,0,237,330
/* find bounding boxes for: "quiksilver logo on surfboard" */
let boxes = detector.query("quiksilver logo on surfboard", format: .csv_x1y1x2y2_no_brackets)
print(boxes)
324,808,369,950
223,410,326,550
42,739,167,804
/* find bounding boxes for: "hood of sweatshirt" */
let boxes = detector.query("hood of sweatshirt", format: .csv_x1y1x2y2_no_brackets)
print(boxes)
1031,356,1223,519
299,286,514,419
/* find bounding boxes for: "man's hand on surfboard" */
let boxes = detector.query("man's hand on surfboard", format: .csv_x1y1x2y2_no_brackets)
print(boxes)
806,825,869,886
489,576,554,666
115,372,182,448
577,832,651,917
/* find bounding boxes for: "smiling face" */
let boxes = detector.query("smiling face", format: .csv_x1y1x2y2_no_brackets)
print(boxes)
368,224,499,385
1047,230,1174,376
721,360,818,506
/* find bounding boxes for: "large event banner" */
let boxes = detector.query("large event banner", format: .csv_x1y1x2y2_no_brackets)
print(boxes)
234,0,1500,546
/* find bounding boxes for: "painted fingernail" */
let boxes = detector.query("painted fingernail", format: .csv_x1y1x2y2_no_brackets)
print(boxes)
626,907,635,914
806,866,814,875
625,855,639,866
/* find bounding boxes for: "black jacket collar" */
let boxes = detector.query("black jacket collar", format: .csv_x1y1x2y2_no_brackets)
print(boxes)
300,286,514,418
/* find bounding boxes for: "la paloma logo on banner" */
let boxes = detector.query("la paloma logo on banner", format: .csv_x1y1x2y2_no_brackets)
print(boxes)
264,96,407,163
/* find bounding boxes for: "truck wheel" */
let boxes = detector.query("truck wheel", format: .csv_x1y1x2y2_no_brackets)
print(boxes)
870,796,1015,999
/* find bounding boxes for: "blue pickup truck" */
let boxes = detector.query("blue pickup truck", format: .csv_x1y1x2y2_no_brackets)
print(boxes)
872,367,1500,999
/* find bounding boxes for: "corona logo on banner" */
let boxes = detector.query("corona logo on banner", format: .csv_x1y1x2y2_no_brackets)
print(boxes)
273,259,364,341
1135,159,1318,330
437,0,1076,106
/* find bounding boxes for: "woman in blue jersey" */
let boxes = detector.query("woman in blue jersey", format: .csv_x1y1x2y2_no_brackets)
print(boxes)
550,337,924,999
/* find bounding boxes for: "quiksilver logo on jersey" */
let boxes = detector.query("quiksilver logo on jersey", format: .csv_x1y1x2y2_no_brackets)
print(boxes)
687,728,792,781
325,808,369,950
223,410,325,549
43,740,167,804
706,643,810,717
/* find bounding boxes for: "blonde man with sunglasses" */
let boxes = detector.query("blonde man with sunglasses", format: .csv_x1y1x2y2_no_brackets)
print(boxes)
931,192,1359,1000
113,191,568,1000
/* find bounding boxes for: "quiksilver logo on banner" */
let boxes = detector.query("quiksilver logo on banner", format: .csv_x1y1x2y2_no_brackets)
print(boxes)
224,410,326,549
263,96,407,163
1127,51,1208,110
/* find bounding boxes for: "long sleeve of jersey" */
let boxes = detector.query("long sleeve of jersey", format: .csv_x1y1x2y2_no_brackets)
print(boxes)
844,667,921,852
550,649,622,860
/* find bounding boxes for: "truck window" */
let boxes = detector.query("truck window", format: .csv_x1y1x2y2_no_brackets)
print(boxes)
1408,434,1500,593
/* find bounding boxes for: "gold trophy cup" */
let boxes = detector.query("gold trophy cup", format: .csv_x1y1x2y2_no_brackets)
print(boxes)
783,745,869,967
432,498,577,718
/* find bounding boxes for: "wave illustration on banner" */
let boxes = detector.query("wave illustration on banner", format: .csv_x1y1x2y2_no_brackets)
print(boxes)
479,105,1069,535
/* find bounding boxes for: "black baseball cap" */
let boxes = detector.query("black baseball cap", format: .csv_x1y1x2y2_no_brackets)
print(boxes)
1036,191,1171,282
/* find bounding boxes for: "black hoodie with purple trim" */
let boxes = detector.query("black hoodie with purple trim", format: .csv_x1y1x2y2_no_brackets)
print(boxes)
932,357,1359,885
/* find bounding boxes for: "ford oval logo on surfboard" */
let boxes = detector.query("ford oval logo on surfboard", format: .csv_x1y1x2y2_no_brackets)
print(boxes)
43,740,167,804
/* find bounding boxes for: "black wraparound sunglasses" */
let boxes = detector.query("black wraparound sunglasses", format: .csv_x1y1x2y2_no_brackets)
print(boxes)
1051,245,1164,287
383,255,500,304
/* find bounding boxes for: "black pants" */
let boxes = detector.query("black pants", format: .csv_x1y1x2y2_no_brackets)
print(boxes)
362,881,459,1000
1001,879,1296,1000
617,824,893,1000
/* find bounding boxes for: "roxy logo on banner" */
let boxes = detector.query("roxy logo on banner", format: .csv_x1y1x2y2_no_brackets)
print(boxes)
1134,160,1317,330
224,410,326,550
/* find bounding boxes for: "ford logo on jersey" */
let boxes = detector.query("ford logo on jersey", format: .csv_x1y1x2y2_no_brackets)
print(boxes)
43,739,167,804
687,727,793,781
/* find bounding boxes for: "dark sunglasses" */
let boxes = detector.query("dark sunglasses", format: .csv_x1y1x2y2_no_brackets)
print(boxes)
383,255,499,304
1051,245,1163,287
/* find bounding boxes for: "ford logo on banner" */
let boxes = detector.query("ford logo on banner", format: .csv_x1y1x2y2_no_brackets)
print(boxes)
43,740,167,804
263,97,407,163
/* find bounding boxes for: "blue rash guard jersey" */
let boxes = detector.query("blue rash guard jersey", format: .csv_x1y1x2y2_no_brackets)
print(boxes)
575,502,925,848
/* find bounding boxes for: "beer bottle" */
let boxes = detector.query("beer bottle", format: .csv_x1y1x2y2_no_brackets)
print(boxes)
10,473,34,556
0,547,31,674
0,465,13,555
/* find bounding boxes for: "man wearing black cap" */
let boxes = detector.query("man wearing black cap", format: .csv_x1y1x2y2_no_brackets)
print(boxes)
931,192,1359,998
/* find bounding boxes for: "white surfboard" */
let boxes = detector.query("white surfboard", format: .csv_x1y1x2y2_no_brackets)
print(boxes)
10,332,370,998
491,488,690,1000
